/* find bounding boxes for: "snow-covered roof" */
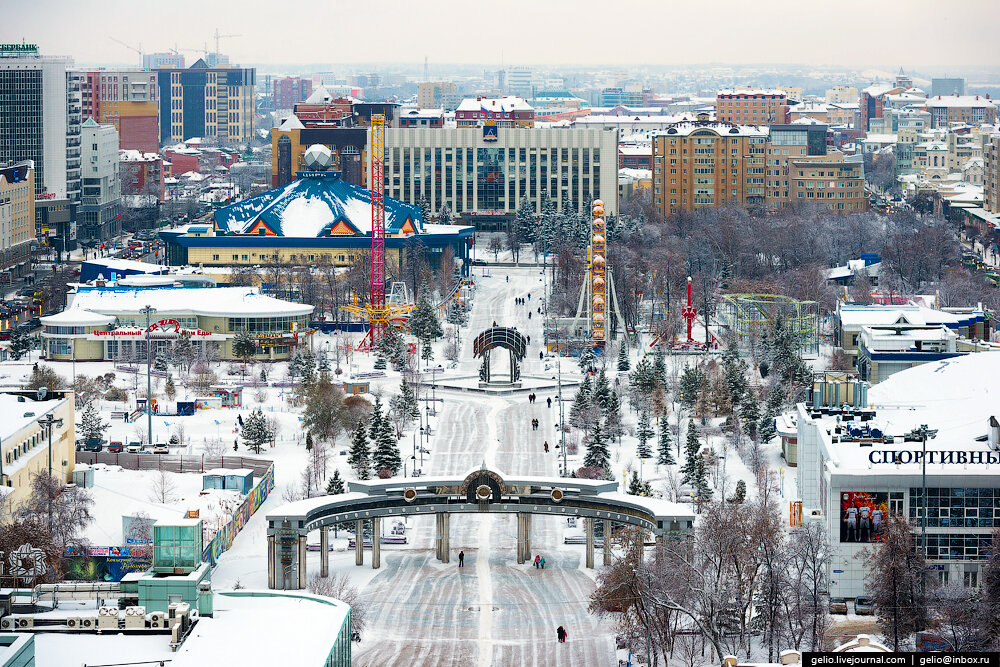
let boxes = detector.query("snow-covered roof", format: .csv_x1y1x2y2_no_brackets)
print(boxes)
84,257,166,274
65,286,313,319
926,95,996,109
277,114,305,131
171,592,351,667
836,302,977,329
303,85,336,104
619,168,652,180
717,88,787,97
456,96,533,113
213,173,422,237
119,150,161,163
656,121,768,138
862,84,900,97
401,108,444,118
0,394,67,443
39,309,117,327
618,144,652,155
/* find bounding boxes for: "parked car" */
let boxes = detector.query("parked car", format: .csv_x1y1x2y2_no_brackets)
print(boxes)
126,442,144,454
854,596,873,615
829,598,848,614
83,438,103,452
108,441,124,453
0,330,11,341
26,317,40,329
152,444,169,454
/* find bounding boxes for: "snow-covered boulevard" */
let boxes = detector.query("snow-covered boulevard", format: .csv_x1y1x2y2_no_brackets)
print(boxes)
213,265,619,666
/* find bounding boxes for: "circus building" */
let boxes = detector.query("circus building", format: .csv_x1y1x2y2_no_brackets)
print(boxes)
160,144,473,274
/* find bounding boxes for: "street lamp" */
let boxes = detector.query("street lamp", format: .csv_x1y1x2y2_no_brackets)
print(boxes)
141,305,157,447
914,424,938,561
419,426,425,468
38,413,64,530
557,354,566,476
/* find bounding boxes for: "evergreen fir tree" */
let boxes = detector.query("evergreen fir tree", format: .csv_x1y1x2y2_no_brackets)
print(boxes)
727,479,747,504
164,374,176,401
8,328,30,360
437,202,452,225
680,419,701,486
368,396,385,444
300,348,317,384
679,365,705,408
417,197,430,223
326,469,346,494
373,414,402,475
347,419,372,480
656,415,676,465
305,433,314,451
693,454,713,502
605,390,624,442
592,368,612,413
617,344,630,372
652,346,666,385
569,375,594,430
758,387,784,443
627,471,645,496
232,329,256,366
740,393,761,440
241,407,271,454
577,347,597,374
318,352,331,372
79,403,109,443
583,417,610,471
260,367,267,383
636,410,654,459
421,340,433,364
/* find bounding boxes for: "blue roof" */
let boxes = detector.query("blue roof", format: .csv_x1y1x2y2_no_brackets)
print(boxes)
213,172,422,238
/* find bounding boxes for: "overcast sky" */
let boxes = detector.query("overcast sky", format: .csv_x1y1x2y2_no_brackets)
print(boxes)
4,0,998,69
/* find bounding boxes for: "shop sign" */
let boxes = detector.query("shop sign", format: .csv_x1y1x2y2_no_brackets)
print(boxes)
868,449,1000,465
1,44,39,53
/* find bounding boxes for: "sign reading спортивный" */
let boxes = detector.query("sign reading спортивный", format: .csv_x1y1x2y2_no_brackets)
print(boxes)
868,449,1000,464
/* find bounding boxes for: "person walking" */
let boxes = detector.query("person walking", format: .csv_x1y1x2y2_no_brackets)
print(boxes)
540,555,546,569
543,441,549,453
539,350,544,360
458,550,465,568
534,554,540,569
546,397,552,408
556,626,567,643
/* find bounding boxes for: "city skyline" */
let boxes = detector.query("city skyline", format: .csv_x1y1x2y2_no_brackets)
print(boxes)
4,0,999,69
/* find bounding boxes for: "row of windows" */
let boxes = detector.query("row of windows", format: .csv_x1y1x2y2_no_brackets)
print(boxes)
915,533,996,560
227,316,308,334
3,428,43,468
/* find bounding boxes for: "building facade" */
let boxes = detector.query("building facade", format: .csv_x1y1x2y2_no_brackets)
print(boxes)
0,390,76,508
985,133,1000,214
40,285,313,362
925,95,997,129
931,78,967,97
119,150,165,201
455,97,534,128
157,60,255,144
381,126,618,229
786,153,867,212
715,89,789,125
417,82,457,110
143,53,184,70
79,69,160,153
0,44,81,202
271,124,368,188
0,162,34,280
79,119,123,241
272,76,312,111
651,121,768,215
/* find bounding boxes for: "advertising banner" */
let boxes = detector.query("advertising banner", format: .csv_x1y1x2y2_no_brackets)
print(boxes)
839,491,888,543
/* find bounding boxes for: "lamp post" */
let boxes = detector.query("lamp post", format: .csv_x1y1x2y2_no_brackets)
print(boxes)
38,413,64,530
916,424,938,562
419,426,425,468
557,353,566,476
141,305,156,447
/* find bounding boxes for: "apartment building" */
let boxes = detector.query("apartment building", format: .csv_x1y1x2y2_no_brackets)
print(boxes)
651,120,768,215
925,95,997,129
715,89,789,125
0,161,34,280
787,153,866,212
0,390,76,509
985,133,1000,213
80,69,160,153
455,97,534,128
272,76,312,110
79,119,122,241
157,59,255,143
418,82,458,110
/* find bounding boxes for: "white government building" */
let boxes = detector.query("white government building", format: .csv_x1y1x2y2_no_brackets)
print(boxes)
794,352,1000,597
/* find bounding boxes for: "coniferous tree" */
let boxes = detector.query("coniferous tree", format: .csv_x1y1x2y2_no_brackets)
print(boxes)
569,375,593,430
437,202,452,225
636,410,654,459
656,415,676,465
373,412,402,474
592,368,612,413
8,327,30,360
627,471,645,496
740,393,761,440
678,365,705,409
680,419,701,486
368,396,385,444
232,329,256,366
758,387,784,443
583,417,610,471
326,469,346,494
605,390,624,442
652,346,666,385
164,374,176,401
305,433,314,451
617,344,630,372
241,407,271,454
692,453,713,502
577,347,597,374
347,419,372,480
79,403,110,443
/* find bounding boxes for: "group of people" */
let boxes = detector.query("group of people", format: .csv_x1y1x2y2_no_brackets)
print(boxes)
533,553,546,569
531,418,539,431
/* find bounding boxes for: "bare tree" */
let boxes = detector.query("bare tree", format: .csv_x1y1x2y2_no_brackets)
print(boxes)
15,472,94,554
149,470,178,504
308,573,369,638
861,512,927,650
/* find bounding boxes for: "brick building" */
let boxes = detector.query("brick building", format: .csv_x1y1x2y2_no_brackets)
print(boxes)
715,89,789,125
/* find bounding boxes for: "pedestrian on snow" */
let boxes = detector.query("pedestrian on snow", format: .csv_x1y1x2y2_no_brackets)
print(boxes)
544,441,549,452
506,276,509,283
537,307,541,314
238,414,244,427
557,626,567,643
528,312,531,319
527,335,531,344
540,556,546,569
539,351,544,360
534,554,540,568
527,293,530,300
546,397,552,408
459,550,465,567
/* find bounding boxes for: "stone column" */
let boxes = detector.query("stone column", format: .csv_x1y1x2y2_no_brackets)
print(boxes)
320,526,329,578
297,535,308,589
441,513,450,564
516,513,526,564
372,518,381,569
267,534,276,589
602,519,612,566
435,513,443,561
525,513,532,561
585,517,595,569
355,519,364,566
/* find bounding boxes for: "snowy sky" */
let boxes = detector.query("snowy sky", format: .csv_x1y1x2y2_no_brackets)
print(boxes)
4,0,998,68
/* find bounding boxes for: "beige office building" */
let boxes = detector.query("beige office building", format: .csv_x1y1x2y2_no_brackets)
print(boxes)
1,391,76,509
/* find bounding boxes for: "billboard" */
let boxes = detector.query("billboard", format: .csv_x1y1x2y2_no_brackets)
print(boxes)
839,491,888,543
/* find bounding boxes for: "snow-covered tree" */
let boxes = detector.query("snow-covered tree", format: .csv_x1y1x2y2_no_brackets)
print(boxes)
78,403,109,443
577,347,597,374
569,375,594,430
740,393,761,440
437,202,452,225
627,471,645,496
591,368,612,413
326,469,345,495
678,364,705,409
164,374,176,401
8,328,30,361
636,410,654,459
240,407,271,454
347,419,372,480
407,294,444,365
656,415,675,465
232,329,256,365
692,453,713,503
652,346,666,385
758,387,784,443
680,419,701,486
372,413,401,475
302,374,349,444
862,512,927,650
616,344,630,372
583,417,610,471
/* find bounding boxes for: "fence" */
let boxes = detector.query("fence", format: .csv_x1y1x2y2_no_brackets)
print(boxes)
202,464,274,566
75,452,273,478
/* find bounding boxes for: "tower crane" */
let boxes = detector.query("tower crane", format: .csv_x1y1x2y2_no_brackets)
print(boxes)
212,29,241,58
109,37,143,64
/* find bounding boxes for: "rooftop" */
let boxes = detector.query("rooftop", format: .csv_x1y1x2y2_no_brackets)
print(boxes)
656,121,768,138
926,95,996,109
456,96,533,113
0,394,66,443
60,285,313,319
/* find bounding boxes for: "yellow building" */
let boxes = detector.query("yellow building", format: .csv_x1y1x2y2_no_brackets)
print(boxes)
0,162,34,280
157,60,255,144
715,89,789,125
418,82,457,110
1,391,75,509
787,153,867,212
651,121,768,215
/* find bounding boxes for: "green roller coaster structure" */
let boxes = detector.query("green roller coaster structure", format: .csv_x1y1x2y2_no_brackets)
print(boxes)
719,293,819,357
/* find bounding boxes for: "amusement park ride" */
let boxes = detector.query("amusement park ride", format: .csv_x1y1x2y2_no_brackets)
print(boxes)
648,276,707,351
569,199,629,350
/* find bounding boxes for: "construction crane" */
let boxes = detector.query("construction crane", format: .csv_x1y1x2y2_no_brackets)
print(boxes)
342,114,413,351
212,29,241,58
109,37,143,64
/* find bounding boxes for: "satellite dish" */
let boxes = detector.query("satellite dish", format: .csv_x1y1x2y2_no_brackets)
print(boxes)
37,386,47,401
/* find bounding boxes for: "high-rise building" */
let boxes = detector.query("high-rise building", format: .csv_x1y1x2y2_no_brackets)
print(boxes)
0,43,81,202
765,124,829,209
272,76,313,110
931,78,967,97
716,89,789,125
0,161,35,279
418,82,457,110
984,133,1000,214
79,119,122,241
506,67,532,98
80,69,160,153
143,52,185,70
157,59,255,144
